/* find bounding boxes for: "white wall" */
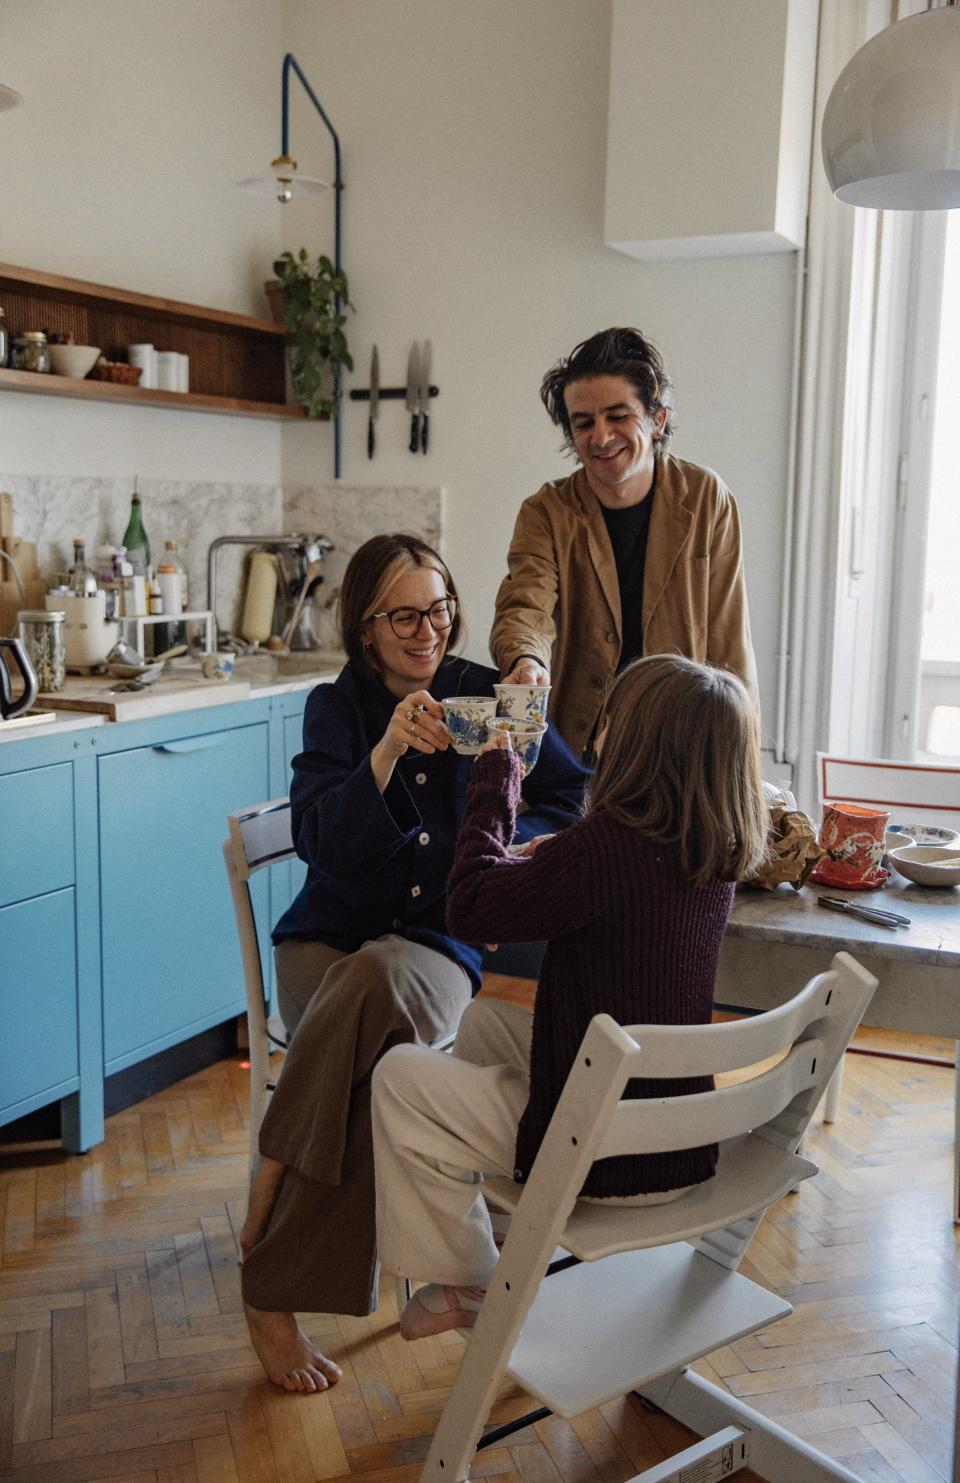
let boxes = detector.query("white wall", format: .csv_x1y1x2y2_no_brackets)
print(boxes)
280,0,797,740
0,0,285,486
1,0,798,743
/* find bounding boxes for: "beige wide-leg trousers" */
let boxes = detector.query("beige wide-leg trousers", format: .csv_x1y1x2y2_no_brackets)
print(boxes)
372,995,534,1290
241,934,471,1316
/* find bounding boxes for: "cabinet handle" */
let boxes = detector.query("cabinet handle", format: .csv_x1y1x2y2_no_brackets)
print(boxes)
152,736,228,754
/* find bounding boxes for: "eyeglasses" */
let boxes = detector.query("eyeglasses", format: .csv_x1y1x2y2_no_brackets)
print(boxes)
371,597,457,638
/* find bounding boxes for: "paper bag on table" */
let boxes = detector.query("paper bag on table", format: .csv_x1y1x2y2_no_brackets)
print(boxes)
744,781,824,891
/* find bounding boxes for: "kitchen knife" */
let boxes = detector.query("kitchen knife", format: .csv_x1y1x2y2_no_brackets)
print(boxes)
406,342,421,452
419,339,432,453
367,345,380,459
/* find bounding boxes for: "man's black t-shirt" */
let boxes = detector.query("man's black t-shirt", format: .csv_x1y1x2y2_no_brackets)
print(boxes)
599,484,655,670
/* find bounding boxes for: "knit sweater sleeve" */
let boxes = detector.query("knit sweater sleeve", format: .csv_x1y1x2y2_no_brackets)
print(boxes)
447,749,596,944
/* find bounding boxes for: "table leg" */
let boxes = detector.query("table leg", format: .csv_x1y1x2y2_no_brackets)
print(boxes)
821,1058,844,1123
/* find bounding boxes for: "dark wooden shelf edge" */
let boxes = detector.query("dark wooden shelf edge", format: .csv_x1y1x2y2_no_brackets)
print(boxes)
0,367,323,421
0,262,288,337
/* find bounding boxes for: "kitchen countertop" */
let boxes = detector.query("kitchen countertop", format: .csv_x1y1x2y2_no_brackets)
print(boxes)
4,652,345,730
0,709,107,744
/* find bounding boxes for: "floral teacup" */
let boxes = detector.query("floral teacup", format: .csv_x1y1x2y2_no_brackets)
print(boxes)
490,717,548,777
494,683,551,725
442,696,498,754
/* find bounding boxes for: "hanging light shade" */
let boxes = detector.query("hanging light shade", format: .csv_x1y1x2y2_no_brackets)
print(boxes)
822,5,960,210
236,153,329,203
0,83,23,111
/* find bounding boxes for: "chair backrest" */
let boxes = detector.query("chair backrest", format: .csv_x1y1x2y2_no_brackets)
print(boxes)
222,797,295,1160
482,951,877,1268
818,751,960,832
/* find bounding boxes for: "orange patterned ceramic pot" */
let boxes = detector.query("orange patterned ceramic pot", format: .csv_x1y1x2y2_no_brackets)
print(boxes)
810,802,890,889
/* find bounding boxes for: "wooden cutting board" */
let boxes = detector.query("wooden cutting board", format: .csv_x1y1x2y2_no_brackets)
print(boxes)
31,673,253,722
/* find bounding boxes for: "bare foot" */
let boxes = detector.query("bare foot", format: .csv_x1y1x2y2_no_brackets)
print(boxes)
243,1300,342,1392
399,1284,486,1341
239,1153,286,1261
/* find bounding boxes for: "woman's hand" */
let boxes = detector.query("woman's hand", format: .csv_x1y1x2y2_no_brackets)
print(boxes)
501,658,550,686
370,691,448,792
508,833,553,858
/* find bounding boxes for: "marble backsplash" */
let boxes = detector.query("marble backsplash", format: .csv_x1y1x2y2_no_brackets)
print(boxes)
0,474,443,647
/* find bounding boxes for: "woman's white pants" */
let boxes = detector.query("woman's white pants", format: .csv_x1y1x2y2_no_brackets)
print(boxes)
372,995,533,1289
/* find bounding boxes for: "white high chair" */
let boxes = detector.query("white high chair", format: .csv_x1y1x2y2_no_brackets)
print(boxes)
419,951,877,1483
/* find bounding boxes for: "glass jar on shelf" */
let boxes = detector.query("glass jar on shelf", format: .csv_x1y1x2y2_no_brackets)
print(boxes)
10,331,50,373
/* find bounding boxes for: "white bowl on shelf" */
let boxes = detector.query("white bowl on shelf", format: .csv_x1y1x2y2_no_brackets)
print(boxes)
48,344,101,378
889,844,960,888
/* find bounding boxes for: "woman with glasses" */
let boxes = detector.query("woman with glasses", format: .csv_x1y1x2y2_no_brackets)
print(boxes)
240,532,587,1393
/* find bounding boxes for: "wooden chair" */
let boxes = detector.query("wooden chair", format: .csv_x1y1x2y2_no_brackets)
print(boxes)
419,951,877,1483
222,797,297,1167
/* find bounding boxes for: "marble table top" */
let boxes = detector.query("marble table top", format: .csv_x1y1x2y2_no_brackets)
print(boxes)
729,878,960,970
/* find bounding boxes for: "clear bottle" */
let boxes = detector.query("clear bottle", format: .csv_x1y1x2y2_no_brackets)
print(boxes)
122,484,151,576
68,539,97,596
162,539,188,610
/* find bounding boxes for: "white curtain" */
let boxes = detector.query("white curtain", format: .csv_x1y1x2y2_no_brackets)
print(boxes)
785,0,923,812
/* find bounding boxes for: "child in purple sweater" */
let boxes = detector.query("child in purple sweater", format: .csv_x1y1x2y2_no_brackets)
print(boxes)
372,654,769,1340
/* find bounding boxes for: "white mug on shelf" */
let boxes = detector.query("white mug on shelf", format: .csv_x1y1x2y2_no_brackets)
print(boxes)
177,353,190,393
156,351,179,391
127,343,155,389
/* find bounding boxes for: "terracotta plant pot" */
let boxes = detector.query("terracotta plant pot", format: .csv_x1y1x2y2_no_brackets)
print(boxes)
263,279,287,325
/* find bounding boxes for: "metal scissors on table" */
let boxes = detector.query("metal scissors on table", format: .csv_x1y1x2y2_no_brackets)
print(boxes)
817,896,911,929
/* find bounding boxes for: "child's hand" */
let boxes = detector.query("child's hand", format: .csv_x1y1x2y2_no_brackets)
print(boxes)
478,729,513,755
509,833,553,858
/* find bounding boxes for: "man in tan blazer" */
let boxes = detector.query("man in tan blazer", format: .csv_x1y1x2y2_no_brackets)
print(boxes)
490,327,759,759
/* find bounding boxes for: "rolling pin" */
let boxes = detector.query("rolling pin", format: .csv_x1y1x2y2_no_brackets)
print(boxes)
241,551,279,644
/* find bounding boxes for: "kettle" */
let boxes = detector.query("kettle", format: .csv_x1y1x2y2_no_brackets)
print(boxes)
0,637,39,721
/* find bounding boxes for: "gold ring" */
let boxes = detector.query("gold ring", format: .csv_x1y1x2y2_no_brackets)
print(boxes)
405,707,417,722
410,723,416,736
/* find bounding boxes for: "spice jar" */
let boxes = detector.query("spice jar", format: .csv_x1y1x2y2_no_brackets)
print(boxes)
17,609,66,691
10,331,51,373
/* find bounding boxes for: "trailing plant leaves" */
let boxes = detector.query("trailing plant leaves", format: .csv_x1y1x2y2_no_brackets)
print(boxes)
272,248,354,418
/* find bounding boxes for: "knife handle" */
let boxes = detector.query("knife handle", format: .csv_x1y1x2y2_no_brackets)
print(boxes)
367,417,375,460
421,413,429,454
409,414,419,453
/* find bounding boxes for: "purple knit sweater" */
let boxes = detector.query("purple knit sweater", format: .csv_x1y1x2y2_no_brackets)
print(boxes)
446,749,735,1198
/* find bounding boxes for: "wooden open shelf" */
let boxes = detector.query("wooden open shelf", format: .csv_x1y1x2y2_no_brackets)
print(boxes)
0,262,313,421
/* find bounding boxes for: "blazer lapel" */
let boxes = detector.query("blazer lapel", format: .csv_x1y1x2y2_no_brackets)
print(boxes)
643,456,694,632
573,470,622,632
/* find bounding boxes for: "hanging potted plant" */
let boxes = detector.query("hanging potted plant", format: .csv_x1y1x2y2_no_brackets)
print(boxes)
267,248,354,419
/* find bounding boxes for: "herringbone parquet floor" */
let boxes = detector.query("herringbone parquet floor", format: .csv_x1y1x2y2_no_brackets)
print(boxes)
1,999,957,1483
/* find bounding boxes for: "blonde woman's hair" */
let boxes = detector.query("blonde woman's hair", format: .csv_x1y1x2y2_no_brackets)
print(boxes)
587,654,768,886
337,533,463,671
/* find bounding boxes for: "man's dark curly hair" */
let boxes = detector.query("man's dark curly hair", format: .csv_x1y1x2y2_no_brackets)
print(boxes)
540,327,676,456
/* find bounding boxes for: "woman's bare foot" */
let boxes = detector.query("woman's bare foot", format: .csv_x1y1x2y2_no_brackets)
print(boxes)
239,1153,286,1261
243,1300,342,1392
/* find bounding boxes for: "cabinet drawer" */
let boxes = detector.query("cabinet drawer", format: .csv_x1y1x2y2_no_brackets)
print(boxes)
0,763,74,907
0,890,78,1116
99,722,269,1068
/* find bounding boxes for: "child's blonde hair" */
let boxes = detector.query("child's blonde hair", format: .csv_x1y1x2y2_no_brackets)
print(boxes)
587,654,768,886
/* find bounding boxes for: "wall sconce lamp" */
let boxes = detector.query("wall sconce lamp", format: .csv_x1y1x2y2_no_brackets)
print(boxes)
238,53,344,477
821,0,960,209
0,84,23,111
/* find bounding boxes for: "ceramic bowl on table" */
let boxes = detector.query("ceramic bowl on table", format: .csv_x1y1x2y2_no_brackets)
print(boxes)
885,823,960,854
888,844,960,887
48,344,101,378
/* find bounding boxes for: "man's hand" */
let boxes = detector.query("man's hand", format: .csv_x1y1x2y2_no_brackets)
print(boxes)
501,658,550,686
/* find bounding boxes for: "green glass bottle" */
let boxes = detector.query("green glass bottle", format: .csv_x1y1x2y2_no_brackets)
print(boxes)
122,485,151,576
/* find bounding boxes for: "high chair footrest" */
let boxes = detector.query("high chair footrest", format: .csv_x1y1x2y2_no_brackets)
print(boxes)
504,1245,790,1417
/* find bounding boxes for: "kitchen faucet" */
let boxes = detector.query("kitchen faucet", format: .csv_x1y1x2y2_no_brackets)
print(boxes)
206,534,333,649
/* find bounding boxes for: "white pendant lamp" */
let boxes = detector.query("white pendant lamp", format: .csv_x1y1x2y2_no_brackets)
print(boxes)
822,3,960,209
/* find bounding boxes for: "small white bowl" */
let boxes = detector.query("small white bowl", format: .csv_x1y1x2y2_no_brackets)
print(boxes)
48,344,101,378
889,844,960,888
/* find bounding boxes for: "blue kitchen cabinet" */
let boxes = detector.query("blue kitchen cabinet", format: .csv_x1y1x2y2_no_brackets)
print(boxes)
98,719,270,1073
0,746,103,1150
